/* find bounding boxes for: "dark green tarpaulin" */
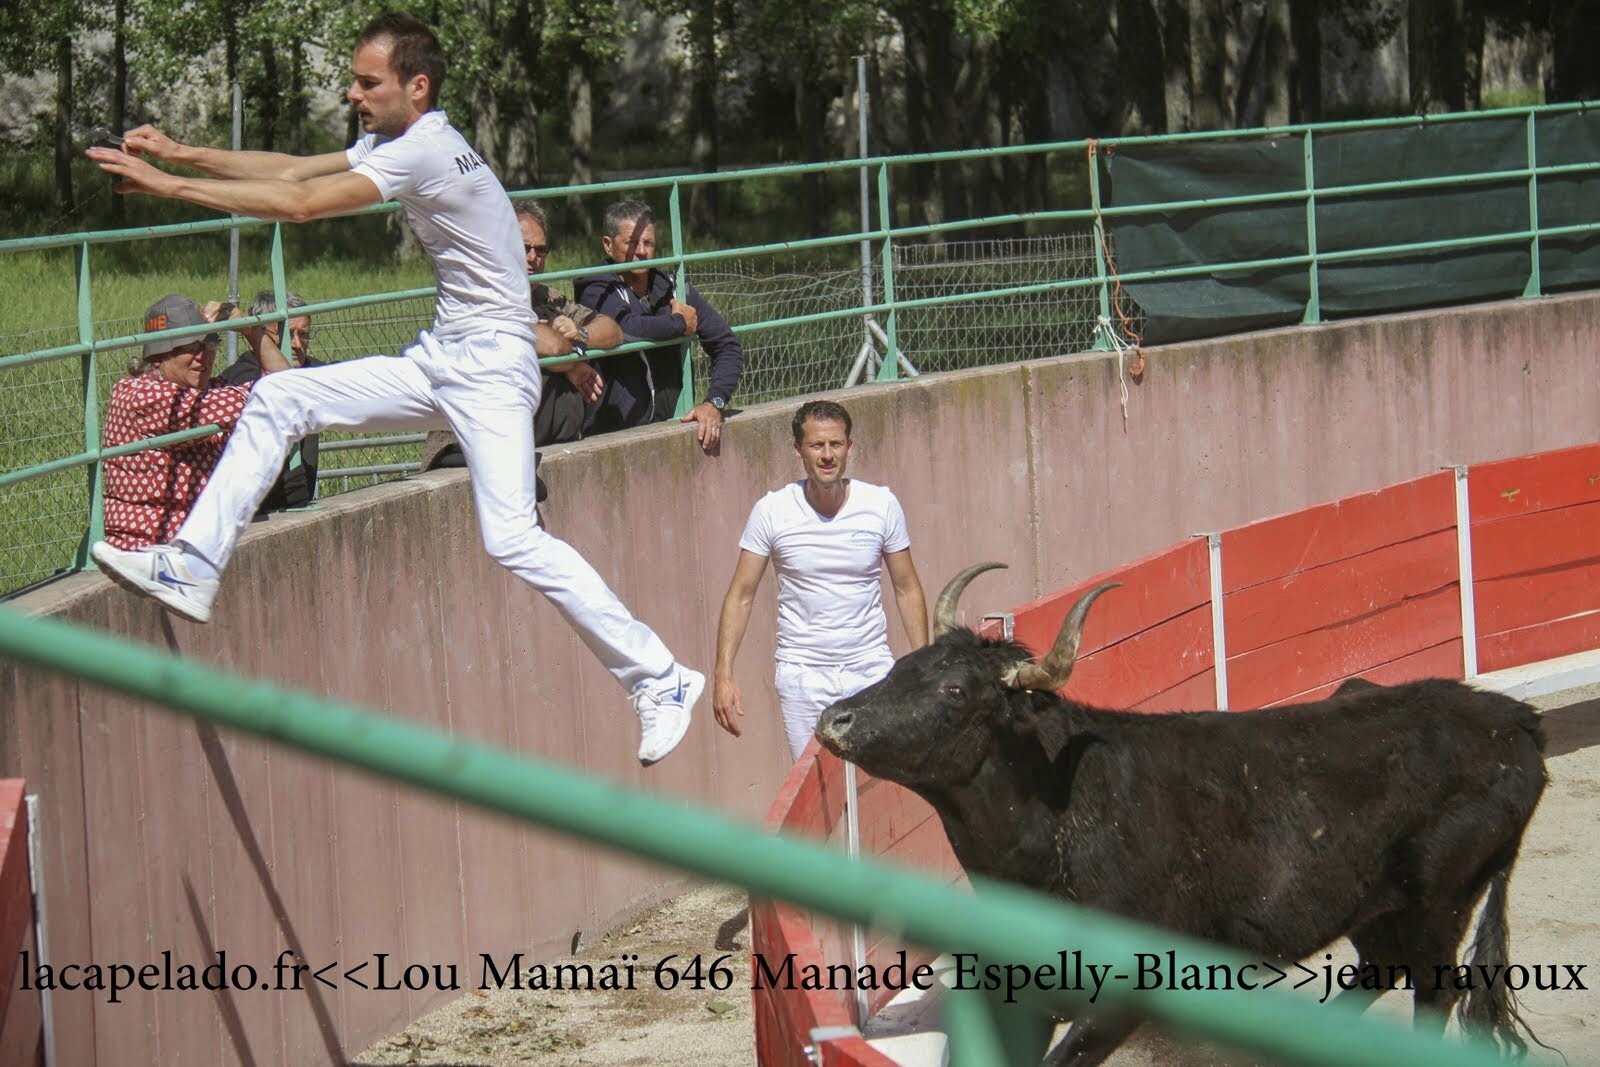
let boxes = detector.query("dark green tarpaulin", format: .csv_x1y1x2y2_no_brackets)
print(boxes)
1103,110,1600,345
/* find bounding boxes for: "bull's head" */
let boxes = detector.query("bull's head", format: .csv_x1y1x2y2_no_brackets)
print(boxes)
815,562,1116,785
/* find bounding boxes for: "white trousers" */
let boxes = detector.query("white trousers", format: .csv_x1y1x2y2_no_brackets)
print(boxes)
774,647,897,761
177,327,675,692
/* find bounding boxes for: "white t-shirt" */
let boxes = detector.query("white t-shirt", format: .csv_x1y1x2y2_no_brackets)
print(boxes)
347,111,535,332
739,479,911,667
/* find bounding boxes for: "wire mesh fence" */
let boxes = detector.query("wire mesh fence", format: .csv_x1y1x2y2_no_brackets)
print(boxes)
1,230,1111,596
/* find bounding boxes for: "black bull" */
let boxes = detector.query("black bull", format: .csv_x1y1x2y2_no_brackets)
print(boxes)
816,563,1549,1066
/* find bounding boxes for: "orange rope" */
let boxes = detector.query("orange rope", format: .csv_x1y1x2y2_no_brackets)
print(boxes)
1089,140,1145,380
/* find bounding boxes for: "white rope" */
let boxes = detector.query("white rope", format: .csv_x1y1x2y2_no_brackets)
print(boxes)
1097,314,1135,427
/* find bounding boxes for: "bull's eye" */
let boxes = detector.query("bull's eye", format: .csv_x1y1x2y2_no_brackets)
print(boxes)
942,683,964,699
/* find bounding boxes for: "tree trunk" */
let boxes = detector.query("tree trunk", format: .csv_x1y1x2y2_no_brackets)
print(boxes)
1462,2,1484,110
1407,0,1465,114
567,60,594,237
289,41,304,154
112,0,127,224
1162,0,1193,131
1187,0,1228,129
1288,0,1322,122
54,33,74,215
687,0,719,234
1260,0,1290,126
260,43,280,151
1546,2,1600,102
1116,0,1169,133
795,68,826,237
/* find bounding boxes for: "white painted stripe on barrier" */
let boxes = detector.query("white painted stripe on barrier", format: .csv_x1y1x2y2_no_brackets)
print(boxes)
1206,532,1229,711
1453,464,1480,678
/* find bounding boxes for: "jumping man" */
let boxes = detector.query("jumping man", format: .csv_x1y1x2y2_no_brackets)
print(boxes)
86,11,703,765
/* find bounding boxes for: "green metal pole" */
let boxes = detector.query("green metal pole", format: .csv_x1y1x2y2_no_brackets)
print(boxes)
0,607,1543,1067
75,241,105,568
270,222,290,335
876,164,899,382
1524,111,1542,298
669,182,695,417
1303,130,1321,324
1088,142,1114,350
943,986,1053,1066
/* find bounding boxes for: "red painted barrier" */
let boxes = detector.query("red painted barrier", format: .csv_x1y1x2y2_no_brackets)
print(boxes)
1470,443,1600,671
0,781,43,1067
754,444,1600,1065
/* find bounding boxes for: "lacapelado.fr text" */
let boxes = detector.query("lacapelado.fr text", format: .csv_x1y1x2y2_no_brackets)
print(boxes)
19,948,1587,1007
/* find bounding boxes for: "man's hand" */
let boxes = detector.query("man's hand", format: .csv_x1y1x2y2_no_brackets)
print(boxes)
121,124,185,163
713,674,745,738
562,361,604,404
547,314,582,343
670,299,699,335
87,147,178,198
681,400,724,452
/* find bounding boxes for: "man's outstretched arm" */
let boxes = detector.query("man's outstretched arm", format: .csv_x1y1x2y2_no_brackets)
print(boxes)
121,125,352,182
885,549,930,649
713,550,770,738
88,148,382,223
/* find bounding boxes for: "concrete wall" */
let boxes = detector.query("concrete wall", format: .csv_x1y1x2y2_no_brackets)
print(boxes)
2,291,1597,1064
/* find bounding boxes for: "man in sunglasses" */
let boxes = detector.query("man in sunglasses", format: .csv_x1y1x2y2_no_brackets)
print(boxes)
101,293,290,549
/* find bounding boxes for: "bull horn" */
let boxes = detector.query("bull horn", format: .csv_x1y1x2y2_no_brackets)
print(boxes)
1008,582,1119,692
933,562,1008,637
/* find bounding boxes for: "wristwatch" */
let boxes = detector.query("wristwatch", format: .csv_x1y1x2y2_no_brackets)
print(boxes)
708,396,727,412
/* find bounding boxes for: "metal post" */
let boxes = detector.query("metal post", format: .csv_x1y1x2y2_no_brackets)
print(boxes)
669,182,694,417
843,761,870,1027
75,241,103,568
25,795,56,1067
857,54,876,378
875,164,899,381
1454,465,1479,678
227,81,242,365
1523,111,1542,298
1087,143,1113,350
1207,532,1229,710
1303,130,1321,323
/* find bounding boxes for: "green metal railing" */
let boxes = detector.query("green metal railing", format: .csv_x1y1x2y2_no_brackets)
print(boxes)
0,603,1552,1067
3,100,1599,595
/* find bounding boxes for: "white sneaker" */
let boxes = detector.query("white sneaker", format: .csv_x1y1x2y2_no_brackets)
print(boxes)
632,666,704,766
90,542,219,624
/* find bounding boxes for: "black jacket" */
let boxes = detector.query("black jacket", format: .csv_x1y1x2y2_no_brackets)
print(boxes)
215,352,323,509
573,267,743,435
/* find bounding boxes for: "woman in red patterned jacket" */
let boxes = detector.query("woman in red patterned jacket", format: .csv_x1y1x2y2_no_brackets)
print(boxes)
101,293,290,549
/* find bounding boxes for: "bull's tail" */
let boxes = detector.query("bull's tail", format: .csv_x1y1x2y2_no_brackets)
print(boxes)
1455,866,1560,1062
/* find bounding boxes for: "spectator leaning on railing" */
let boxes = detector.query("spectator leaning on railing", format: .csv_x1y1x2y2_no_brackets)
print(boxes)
101,293,289,550
419,199,625,473
575,199,743,453
215,289,324,511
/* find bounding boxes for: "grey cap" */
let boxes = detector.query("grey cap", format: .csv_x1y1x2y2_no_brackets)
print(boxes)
141,294,218,359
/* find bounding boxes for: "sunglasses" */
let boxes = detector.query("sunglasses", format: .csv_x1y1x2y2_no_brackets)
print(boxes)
523,243,550,256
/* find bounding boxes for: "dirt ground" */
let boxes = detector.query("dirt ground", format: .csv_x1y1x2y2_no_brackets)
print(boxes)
359,687,1600,1067
354,883,758,1067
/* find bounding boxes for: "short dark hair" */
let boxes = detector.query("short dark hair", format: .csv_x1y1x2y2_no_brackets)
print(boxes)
602,200,655,240
513,200,547,227
358,12,446,110
792,400,852,443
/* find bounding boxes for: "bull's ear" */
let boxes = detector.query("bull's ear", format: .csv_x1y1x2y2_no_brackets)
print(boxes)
1006,699,1071,762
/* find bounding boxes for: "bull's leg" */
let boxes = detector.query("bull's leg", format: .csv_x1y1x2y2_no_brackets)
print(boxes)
1393,904,1477,1034
1042,1018,1141,1067
1342,916,1410,1015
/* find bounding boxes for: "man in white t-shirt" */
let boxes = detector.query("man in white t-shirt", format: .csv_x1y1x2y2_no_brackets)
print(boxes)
84,11,703,766
713,400,929,760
